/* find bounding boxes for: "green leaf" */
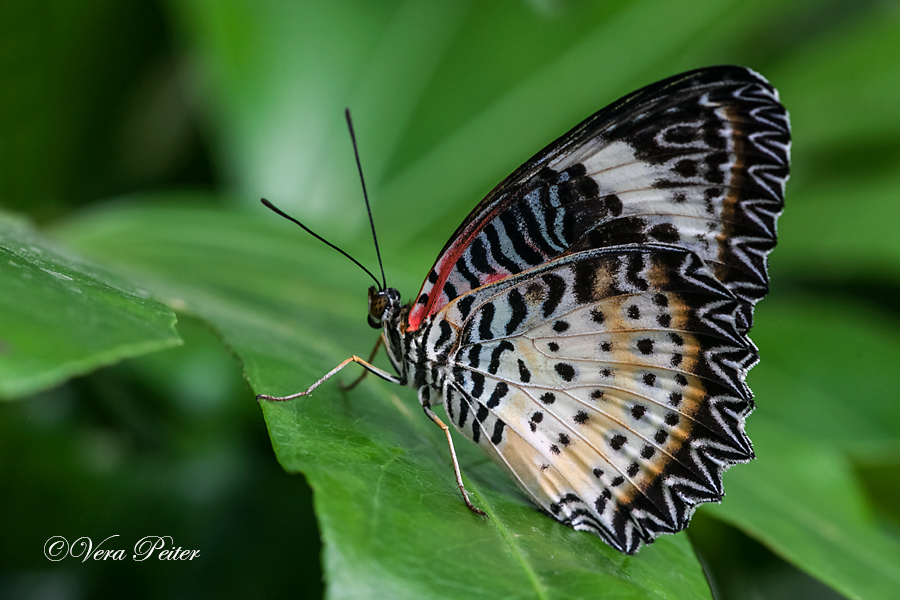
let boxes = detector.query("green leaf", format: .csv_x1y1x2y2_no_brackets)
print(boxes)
58,199,714,600
765,7,900,281
0,211,181,400
775,171,900,282
705,416,900,600
747,295,900,457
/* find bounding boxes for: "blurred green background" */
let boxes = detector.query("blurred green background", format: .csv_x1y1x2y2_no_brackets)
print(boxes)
2,1,900,599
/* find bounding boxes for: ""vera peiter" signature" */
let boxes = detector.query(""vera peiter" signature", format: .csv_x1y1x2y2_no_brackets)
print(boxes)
44,535,200,562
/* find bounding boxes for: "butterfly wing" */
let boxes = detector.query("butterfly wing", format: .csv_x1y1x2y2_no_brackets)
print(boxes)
435,245,756,553
408,66,790,334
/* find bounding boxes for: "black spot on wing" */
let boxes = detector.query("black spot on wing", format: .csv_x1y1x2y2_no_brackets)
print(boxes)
573,259,599,305
637,339,654,355
541,274,566,317
577,174,599,197
506,288,527,335
518,359,532,383
601,194,623,217
478,302,495,341
468,236,495,277
436,320,452,349
649,223,679,243
471,372,485,397
491,419,506,445
457,295,475,320
674,159,697,178
443,280,457,302
457,397,470,428
486,382,509,408
555,363,575,382
566,163,587,178
488,341,515,375
455,256,481,291
583,217,649,248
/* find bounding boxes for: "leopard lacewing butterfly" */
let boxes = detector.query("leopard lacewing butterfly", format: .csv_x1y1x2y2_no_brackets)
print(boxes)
258,66,790,554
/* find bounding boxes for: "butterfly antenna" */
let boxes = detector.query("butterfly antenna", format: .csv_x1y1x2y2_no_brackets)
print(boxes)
260,198,382,289
345,108,388,291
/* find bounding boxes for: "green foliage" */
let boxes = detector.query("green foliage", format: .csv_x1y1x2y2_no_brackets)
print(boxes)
0,213,181,399
3,0,900,598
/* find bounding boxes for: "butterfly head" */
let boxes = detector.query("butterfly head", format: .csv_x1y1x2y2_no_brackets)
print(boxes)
367,286,402,329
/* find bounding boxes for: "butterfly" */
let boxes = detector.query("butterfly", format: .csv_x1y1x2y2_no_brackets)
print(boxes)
258,65,790,554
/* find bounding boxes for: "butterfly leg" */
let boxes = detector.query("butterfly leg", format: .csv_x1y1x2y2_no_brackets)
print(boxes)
257,355,402,402
422,404,486,517
339,336,383,392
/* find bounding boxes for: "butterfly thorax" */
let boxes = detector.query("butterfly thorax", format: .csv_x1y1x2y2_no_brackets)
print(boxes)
368,285,426,389
368,286,457,408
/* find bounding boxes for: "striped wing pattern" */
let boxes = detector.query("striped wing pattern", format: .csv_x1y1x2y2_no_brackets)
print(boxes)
393,66,788,553
431,246,757,553
408,66,790,335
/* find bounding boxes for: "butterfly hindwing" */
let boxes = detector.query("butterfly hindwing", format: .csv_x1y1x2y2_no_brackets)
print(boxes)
408,66,789,334
436,245,757,553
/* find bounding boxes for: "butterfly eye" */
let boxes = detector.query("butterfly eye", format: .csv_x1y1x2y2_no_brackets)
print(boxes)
367,287,403,328
367,286,386,328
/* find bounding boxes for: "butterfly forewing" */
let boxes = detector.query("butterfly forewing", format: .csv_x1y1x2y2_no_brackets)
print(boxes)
408,66,789,335
436,246,757,553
